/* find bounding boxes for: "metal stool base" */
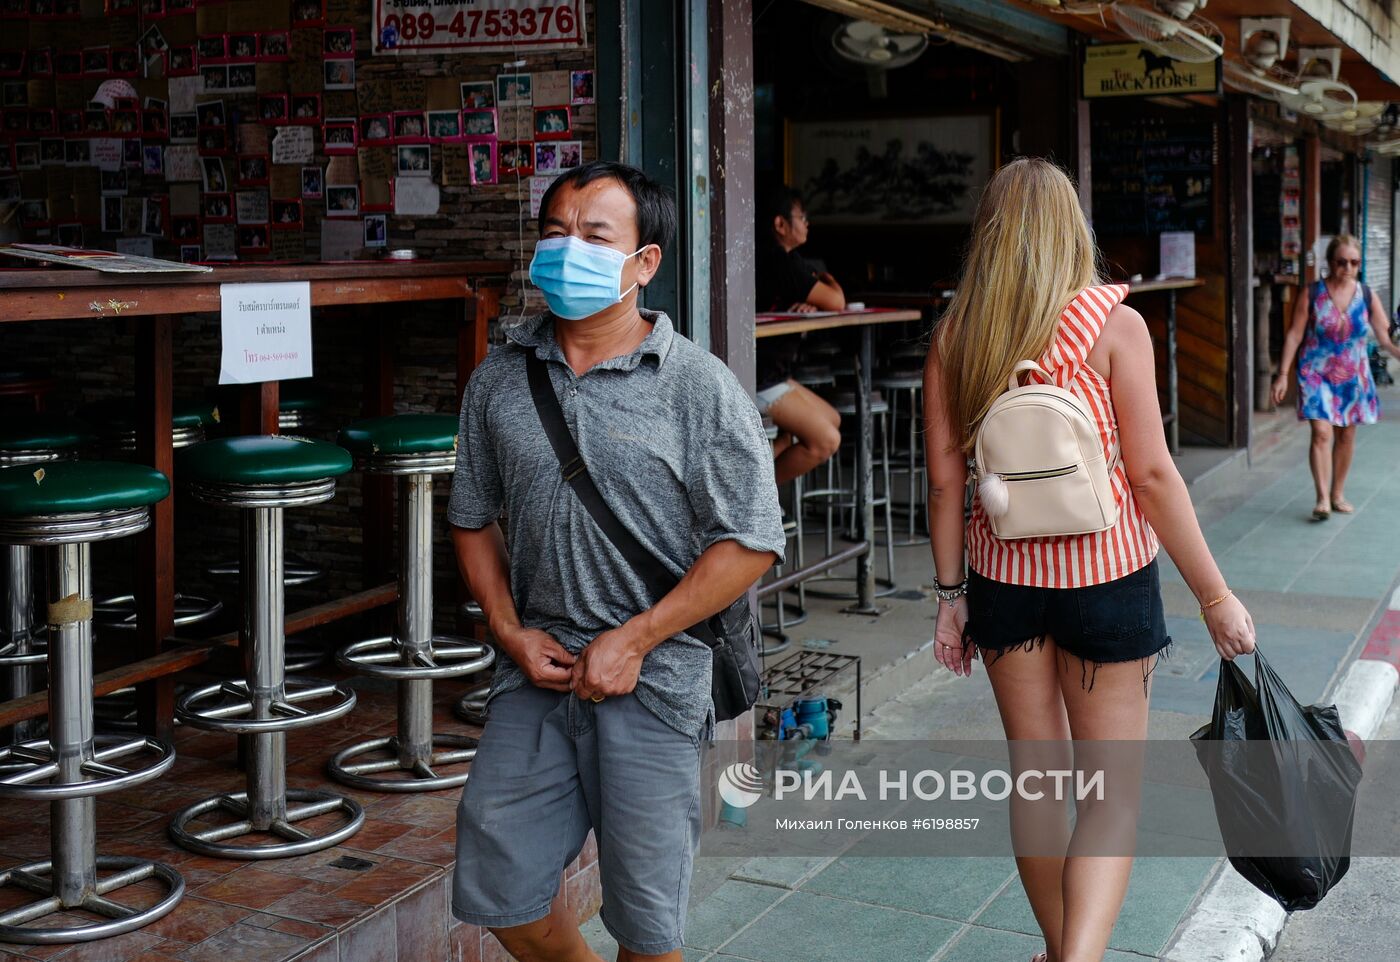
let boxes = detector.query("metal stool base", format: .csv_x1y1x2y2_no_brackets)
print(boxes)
93,593,223,630
453,681,491,726
169,788,364,860
284,636,328,673
328,733,479,793
0,855,184,945
803,576,899,601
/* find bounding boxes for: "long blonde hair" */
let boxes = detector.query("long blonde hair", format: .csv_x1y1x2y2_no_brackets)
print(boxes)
936,158,1102,453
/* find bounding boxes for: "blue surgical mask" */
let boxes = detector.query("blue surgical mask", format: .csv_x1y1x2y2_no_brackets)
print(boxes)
529,235,647,320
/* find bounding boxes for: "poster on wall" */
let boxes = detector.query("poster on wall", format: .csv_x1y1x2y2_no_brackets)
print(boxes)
372,0,585,55
785,115,996,226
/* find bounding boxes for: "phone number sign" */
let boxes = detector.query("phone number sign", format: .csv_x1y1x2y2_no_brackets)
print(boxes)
374,0,586,53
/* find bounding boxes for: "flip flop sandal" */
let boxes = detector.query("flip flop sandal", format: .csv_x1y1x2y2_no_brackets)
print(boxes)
1031,954,1048,962
1333,500,1355,514
1312,508,1332,522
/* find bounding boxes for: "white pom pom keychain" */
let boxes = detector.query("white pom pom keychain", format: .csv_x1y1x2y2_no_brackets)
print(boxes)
978,471,1010,518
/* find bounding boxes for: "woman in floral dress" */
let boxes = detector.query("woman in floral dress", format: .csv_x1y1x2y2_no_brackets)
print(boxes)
1273,234,1400,520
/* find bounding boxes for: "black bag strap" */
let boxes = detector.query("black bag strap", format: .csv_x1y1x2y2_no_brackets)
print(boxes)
524,351,719,648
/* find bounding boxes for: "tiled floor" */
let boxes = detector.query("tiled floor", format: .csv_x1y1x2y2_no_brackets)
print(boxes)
0,681,600,962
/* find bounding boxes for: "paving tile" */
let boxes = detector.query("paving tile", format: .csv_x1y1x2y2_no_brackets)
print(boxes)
393,878,448,962
286,938,338,962
565,862,602,926
143,897,251,944
53,930,164,962
449,923,482,962
194,867,322,910
175,921,312,962
801,857,1017,921
719,890,961,962
682,880,786,951
336,905,397,962
331,863,439,909
728,856,829,889
262,890,378,929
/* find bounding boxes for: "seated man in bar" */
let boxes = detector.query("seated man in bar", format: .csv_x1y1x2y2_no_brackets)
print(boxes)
755,182,842,485
450,160,784,962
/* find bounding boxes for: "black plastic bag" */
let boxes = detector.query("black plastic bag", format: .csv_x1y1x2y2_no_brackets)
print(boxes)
1190,647,1363,911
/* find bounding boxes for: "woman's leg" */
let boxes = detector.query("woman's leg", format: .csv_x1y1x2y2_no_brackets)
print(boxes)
1330,425,1357,511
769,381,842,486
983,641,1074,962
1309,420,1335,513
1055,656,1154,962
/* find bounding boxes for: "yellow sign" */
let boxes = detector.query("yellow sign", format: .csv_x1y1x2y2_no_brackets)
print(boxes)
1082,43,1219,99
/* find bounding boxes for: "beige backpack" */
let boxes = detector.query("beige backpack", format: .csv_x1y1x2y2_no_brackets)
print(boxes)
973,360,1118,540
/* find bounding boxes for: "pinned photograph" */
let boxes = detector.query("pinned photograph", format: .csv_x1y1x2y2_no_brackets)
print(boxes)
534,106,570,140
111,47,140,76
39,138,63,165
165,45,196,76
142,108,167,137
237,224,269,251
533,141,558,175
82,46,109,75
227,34,257,61
108,0,135,10
2,111,26,136
462,108,496,139
323,58,354,91
200,65,227,90
29,47,51,75
360,114,391,144
237,154,269,185
59,110,83,135
169,112,196,143
290,94,321,124
271,198,302,227
167,0,192,12
198,126,229,153
142,144,163,175
102,196,122,232
13,141,38,170
496,73,532,107
172,215,199,241
139,24,167,56
392,111,425,143
143,197,165,236
2,83,25,107
291,0,324,27
101,168,129,195
63,138,90,166
201,155,226,192
460,81,494,110
258,94,288,125
123,138,143,167
323,120,356,154
469,141,496,186
197,35,226,63
323,27,354,57
570,70,595,105
498,141,533,177
397,144,430,177
28,109,54,135
196,100,226,128
301,165,323,198
18,198,48,226
259,31,289,61
179,244,201,263
201,191,232,222
54,50,81,77
140,0,163,15
427,109,461,143
364,213,387,248
325,184,358,217
226,63,256,92
0,49,21,75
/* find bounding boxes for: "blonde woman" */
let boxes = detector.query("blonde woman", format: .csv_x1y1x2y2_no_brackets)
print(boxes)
921,158,1256,962
1271,233,1400,520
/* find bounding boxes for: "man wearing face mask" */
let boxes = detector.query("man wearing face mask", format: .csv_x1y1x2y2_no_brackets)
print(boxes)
449,161,785,962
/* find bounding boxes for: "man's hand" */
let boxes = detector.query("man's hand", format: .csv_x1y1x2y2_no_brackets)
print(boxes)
497,624,576,692
787,302,818,313
571,623,647,701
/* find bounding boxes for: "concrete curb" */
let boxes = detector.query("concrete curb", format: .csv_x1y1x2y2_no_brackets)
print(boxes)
1160,658,1399,962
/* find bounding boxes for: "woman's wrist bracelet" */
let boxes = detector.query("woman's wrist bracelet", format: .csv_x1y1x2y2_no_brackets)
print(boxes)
1199,589,1233,612
934,577,968,606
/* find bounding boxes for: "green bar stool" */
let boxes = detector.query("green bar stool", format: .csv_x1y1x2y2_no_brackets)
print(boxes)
0,461,184,944
277,380,328,433
329,415,494,793
1,416,93,746
169,436,363,859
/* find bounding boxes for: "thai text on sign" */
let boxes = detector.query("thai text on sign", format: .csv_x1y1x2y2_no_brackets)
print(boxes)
373,0,585,54
218,282,313,384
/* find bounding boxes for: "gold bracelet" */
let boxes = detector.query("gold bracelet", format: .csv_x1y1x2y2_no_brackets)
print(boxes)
1199,589,1233,612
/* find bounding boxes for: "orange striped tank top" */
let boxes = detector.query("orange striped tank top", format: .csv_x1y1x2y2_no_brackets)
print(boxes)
966,283,1159,588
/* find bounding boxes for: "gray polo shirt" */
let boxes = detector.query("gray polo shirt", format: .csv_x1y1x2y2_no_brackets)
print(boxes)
448,309,786,737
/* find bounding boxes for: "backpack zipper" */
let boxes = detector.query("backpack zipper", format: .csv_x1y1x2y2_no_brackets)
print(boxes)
999,464,1078,482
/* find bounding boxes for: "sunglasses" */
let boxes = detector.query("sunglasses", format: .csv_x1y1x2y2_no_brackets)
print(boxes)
1333,258,1361,268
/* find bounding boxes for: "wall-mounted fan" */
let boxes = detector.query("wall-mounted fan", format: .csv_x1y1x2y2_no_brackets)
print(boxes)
1278,47,1356,118
831,18,928,68
1321,101,1387,134
1240,17,1289,72
1113,2,1223,63
1026,0,1117,15
1223,58,1298,102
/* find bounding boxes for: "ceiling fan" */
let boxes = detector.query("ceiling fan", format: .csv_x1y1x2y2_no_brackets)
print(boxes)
830,18,929,68
1112,0,1223,64
1278,47,1357,119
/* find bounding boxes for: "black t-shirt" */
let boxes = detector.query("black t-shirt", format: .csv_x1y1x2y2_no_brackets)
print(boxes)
756,242,819,313
754,242,820,391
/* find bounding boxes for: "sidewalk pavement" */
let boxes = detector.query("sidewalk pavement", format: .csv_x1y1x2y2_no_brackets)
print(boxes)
578,396,1400,962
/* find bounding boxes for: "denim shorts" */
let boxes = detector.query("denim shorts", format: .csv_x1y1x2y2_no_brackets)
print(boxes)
452,686,703,955
965,559,1171,690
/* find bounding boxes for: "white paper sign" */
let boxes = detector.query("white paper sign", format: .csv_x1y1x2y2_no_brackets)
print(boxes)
164,145,202,182
1158,231,1195,279
219,282,313,384
393,178,440,215
92,139,124,171
529,174,558,217
271,126,314,165
168,76,203,114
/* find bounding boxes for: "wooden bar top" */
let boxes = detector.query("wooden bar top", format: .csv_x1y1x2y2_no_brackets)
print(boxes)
0,259,512,323
755,308,922,339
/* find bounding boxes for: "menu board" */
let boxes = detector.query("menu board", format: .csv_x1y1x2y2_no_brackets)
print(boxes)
1091,118,1215,236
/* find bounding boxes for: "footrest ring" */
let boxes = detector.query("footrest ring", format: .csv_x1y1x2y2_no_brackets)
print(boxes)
0,855,184,945
328,732,480,793
169,788,364,860
454,681,492,726
337,635,495,680
175,676,356,734
0,734,175,801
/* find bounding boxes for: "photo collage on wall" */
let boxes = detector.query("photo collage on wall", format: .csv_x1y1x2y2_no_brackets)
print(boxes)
0,0,595,262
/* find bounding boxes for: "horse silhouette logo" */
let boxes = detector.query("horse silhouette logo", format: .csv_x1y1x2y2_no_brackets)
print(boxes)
1138,48,1180,79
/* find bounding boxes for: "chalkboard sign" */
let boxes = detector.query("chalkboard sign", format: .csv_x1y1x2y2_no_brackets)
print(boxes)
1091,118,1214,236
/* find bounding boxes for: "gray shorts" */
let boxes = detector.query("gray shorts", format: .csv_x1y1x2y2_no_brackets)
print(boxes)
451,685,703,955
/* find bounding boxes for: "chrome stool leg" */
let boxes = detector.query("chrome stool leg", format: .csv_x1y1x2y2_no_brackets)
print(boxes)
172,497,362,859
0,537,182,944
3,543,45,744
330,472,494,793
